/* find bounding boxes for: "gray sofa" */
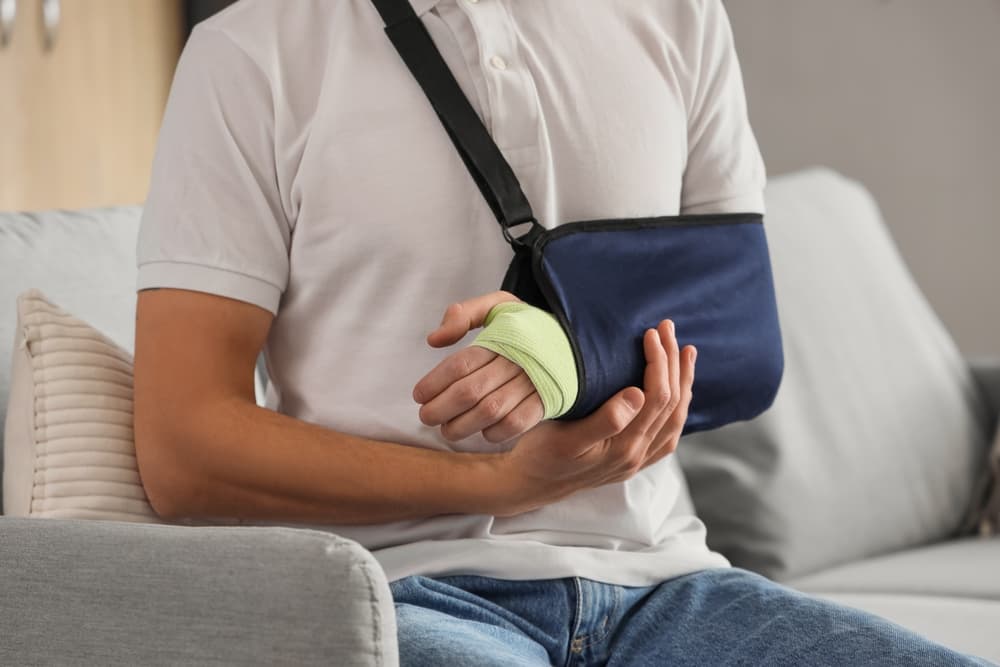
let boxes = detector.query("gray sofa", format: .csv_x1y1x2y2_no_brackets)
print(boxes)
1,168,997,665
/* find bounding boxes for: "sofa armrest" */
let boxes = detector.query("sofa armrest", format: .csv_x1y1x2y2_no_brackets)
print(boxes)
0,518,398,666
970,356,1000,432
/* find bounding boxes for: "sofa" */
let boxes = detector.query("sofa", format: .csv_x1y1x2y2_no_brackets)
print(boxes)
1,167,997,665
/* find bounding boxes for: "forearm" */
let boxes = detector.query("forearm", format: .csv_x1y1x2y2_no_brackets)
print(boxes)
139,397,513,525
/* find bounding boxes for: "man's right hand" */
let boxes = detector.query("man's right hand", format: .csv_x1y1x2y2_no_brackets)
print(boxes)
135,287,694,525
492,319,697,517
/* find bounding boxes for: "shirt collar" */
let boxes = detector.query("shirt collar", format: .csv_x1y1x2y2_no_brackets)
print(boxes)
409,0,443,17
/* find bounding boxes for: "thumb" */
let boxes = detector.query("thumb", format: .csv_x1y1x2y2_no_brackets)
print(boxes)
426,303,470,348
427,291,520,348
570,387,644,443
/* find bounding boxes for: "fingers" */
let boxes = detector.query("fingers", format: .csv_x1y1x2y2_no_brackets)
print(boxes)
480,390,546,444
646,344,697,465
413,346,496,404
503,325,695,504
426,291,521,348
418,355,522,428
567,385,645,445
601,320,693,482
613,326,672,444
636,320,682,448
442,372,539,442
662,320,681,417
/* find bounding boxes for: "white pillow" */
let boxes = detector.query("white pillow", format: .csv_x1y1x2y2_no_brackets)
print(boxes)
3,289,162,522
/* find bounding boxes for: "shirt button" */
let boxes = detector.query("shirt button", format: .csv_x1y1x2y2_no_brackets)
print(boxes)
489,55,508,70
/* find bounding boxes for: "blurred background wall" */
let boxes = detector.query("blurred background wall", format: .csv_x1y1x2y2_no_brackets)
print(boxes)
0,0,184,212
726,1,1000,357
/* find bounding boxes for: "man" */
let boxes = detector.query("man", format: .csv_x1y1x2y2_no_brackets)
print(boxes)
133,1,991,664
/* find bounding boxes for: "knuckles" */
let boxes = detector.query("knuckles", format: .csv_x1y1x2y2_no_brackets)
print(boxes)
607,405,633,433
621,447,645,473
505,409,531,434
456,380,486,406
478,395,506,421
450,355,476,378
651,388,672,411
484,405,537,444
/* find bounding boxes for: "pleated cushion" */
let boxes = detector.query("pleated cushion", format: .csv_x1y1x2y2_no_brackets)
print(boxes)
2,288,161,522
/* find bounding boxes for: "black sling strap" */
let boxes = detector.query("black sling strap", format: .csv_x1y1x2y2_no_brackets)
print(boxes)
369,0,538,240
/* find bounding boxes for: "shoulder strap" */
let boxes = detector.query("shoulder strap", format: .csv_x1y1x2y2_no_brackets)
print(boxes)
369,0,538,240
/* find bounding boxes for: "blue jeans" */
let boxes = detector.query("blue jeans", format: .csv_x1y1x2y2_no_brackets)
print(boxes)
389,567,995,666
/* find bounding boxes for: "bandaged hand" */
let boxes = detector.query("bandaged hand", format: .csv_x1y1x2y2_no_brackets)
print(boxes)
470,302,577,419
413,291,578,444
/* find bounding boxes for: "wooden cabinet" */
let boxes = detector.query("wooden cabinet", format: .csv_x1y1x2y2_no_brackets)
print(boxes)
0,0,184,212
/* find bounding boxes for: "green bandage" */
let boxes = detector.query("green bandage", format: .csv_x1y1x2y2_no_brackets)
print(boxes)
471,302,579,419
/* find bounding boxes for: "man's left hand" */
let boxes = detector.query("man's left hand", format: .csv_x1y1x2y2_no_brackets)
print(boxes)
413,291,545,444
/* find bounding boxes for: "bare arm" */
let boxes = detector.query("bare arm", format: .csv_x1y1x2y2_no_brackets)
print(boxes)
133,288,507,524
133,288,693,524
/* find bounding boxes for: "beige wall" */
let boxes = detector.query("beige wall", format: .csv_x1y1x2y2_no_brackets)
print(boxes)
0,0,183,212
726,1,1000,357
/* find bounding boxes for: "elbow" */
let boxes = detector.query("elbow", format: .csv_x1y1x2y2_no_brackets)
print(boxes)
134,419,205,521
141,474,195,523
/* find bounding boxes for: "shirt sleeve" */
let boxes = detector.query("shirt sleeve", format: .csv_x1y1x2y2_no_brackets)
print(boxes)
680,0,767,216
136,24,290,316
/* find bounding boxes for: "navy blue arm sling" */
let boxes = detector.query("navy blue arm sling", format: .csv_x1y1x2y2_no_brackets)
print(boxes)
370,0,784,434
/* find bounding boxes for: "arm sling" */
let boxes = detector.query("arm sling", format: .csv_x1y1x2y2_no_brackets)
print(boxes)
370,0,785,434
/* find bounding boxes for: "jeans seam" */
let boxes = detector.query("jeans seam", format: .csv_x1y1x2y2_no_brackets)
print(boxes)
563,577,585,667
580,583,620,649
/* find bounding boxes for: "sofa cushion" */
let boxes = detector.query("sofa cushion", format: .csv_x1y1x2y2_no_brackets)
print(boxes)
0,207,141,511
3,289,161,522
787,536,1000,601
676,167,993,581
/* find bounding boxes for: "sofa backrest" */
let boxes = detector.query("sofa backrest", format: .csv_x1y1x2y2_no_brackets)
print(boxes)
676,167,992,581
0,207,143,511
2,171,991,548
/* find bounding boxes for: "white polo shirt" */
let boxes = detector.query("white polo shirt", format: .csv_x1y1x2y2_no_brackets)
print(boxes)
137,0,766,585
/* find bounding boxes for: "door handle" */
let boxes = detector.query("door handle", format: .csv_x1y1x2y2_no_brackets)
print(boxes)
0,0,15,49
41,0,58,51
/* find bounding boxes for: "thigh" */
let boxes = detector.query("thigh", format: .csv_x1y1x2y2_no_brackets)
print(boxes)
606,567,994,667
389,575,566,667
